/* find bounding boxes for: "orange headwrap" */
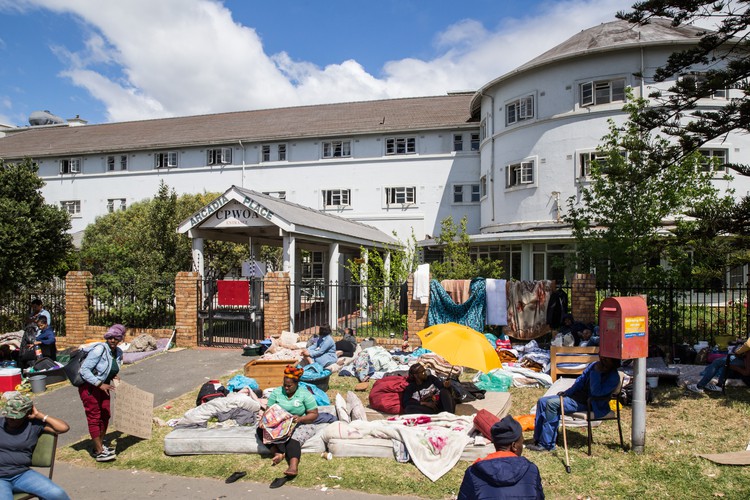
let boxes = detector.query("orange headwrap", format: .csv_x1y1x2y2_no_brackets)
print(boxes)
284,365,304,381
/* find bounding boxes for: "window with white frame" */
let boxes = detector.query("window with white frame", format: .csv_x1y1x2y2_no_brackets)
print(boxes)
207,147,232,165
698,149,728,173
278,144,287,161
107,155,128,171
506,95,534,125
385,186,416,205
580,78,626,106
322,140,351,158
262,144,287,162
386,137,416,155
60,200,81,215
60,158,81,174
323,189,351,207
680,72,728,99
453,134,464,151
262,145,271,162
107,198,127,212
480,118,488,142
578,151,608,179
506,160,535,188
471,133,480,151
154,151,178,168
453,184,481,204
480,175,487,198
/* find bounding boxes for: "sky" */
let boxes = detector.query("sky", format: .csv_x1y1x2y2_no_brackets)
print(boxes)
0,0,638,127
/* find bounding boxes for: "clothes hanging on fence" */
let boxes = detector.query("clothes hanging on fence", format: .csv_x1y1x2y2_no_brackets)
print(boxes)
485,278,508,326
440,280,471,304
399,281,409,315
413,264,430,304
504,280,553,340
427,278,486,332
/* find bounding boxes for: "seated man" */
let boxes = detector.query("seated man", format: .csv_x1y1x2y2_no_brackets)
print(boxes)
0,394,70,500
687,347,750,394
458,415,544,499
401,363,455,415
527,355,621,452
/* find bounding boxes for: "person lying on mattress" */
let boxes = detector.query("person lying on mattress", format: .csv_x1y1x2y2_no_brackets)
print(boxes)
401,363,455,415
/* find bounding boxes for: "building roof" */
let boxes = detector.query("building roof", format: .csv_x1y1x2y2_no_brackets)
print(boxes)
0,94,476,159
471,18,707,113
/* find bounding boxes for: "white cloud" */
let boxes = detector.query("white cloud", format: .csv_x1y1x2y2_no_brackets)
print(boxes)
16,0,636,122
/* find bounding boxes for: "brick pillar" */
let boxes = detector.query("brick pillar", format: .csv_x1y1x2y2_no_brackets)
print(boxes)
174,271,199,347
264,271,290,337
62,271,91,348
406,272,429,347
572,273,597,325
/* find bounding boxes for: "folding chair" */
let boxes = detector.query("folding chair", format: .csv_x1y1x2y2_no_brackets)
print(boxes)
13,432,58,500
569,371,625,456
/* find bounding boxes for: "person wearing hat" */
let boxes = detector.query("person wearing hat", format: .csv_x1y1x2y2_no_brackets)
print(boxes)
458,415,544,499
77,324,125,462
0,394,70,499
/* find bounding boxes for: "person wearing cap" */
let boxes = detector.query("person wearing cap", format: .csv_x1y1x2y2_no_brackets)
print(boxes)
77,324,125,462
0,394,70,499
458,416,544,499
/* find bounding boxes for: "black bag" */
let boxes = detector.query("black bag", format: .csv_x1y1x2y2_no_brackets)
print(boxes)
546,289,569,329
195,381,229,406
63,349,89,387
620,380,653,406
31,357,57,372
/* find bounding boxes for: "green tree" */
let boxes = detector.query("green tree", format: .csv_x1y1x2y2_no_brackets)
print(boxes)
564,94,729,290
0,159,72,291
429,216,504,281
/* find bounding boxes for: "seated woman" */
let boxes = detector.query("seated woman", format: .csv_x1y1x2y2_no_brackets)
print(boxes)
687,347,750,393
301,324,337,368
401,363,455,415
259,366,319,488
335,327,357,358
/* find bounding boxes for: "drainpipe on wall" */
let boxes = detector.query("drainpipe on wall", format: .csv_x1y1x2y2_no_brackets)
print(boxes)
479,91,496,222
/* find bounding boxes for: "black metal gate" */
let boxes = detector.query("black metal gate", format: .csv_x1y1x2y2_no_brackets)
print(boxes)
198,278,264,347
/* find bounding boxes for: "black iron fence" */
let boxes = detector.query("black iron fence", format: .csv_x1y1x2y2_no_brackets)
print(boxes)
88,277,175,329
198,278,264,347
0,279,66,336
290,280,405,338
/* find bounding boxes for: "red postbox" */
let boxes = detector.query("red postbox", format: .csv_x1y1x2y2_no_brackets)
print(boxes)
598,296,648,359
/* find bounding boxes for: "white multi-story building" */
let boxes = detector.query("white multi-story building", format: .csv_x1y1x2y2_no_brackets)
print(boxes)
1,19,748,283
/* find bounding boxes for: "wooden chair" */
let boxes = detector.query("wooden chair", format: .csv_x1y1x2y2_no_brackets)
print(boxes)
550,345,599,381
13,432,58,500
568,371,626,456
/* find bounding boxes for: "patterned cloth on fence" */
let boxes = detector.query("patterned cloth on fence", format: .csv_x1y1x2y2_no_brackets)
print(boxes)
427,278,486,332
503,280,553,340
439,280,471,304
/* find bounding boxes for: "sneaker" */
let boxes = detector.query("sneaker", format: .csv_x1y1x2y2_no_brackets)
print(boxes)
704,383,723,393
525,443,552,452
95,449,116,462
686,383,704,394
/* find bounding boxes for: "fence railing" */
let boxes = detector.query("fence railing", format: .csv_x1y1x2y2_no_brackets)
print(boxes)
0,279,66,336
198,278,264,347
290,281,405,338
87,277,175,329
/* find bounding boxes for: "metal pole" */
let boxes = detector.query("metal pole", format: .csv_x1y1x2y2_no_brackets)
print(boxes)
631,356,647,453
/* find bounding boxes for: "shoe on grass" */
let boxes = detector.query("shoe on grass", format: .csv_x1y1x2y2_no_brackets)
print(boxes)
95,449,116,462
704,383,722,392
686,383,704,394
525,443,552,452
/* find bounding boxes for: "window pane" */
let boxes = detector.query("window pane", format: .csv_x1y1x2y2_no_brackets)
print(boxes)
471,184,480,202
453,185,463,203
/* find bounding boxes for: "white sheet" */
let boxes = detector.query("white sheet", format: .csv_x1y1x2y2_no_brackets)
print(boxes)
485,278,507,326
413,264,430,304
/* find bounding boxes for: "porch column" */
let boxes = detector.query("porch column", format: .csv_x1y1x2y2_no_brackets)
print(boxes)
360,248,369,319
192,237,204,278
383,251,391,304
282,232,296,331
329,242,340,329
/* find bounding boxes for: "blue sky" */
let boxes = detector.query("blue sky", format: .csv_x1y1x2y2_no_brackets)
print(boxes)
0,0,634,127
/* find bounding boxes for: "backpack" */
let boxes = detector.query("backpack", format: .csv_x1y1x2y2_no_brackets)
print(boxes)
63,349,90,387
195,380,229,406
546,289,568,329
620,380,653,406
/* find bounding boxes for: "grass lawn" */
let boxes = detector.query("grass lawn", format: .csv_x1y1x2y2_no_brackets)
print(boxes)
56,373,750,499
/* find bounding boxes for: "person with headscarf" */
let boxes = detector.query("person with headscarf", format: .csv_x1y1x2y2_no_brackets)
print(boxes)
260,365,319,488
301,324,337,368
77,324,125,462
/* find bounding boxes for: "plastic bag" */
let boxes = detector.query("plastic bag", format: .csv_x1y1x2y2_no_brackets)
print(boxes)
514,413,535,431
474,371,512,392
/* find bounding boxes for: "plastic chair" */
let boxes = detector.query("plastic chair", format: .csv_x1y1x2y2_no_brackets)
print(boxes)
13,432,58,500
568,371,625,456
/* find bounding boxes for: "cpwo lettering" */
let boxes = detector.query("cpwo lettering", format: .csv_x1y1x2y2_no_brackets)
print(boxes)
216,209,260,220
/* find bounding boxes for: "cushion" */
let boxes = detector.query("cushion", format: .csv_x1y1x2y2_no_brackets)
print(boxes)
473,409,500,440
346,391,368,422
368,375,409,415
335,393,350,423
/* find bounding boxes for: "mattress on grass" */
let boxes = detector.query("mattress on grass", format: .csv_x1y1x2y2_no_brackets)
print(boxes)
164,425,326,456
621,357,680,380
365,390,512,421
327,437,490,462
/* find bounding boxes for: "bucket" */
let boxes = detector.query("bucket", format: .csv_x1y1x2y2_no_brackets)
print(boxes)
29,375,47,394
647,376,659,389
0,368,22,392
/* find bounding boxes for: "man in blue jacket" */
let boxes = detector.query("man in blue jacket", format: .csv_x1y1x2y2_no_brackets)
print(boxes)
458,415,544,499
528,355,621,452
34,315,57,361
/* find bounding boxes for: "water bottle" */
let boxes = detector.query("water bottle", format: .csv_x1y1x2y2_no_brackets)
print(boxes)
34,343,42,358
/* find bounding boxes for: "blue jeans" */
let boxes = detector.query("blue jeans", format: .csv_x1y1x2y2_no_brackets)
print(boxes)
0,469,70,500
532,395,585,450
698,356,745,388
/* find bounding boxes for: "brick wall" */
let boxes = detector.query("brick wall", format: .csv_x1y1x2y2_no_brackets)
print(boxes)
406,273,429,348
174,271,199,347
263,271,290,337
60,271,91,348
572,273,597,325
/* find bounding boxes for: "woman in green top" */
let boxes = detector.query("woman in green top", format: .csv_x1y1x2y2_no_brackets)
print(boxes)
262,365,318,487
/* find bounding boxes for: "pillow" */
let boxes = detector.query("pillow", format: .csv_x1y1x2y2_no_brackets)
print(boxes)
346,391,368,422
335,393,350,423
473,409,500,441
369,375,409,415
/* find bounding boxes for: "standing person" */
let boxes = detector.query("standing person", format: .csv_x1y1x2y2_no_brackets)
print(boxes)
34,315,57,361
0,394,70,500
458,416,545,499
527,355,621,452
301,324,337,368
78,324,125,462
260,365,319,488
30,299,51,326
401,363,455,415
